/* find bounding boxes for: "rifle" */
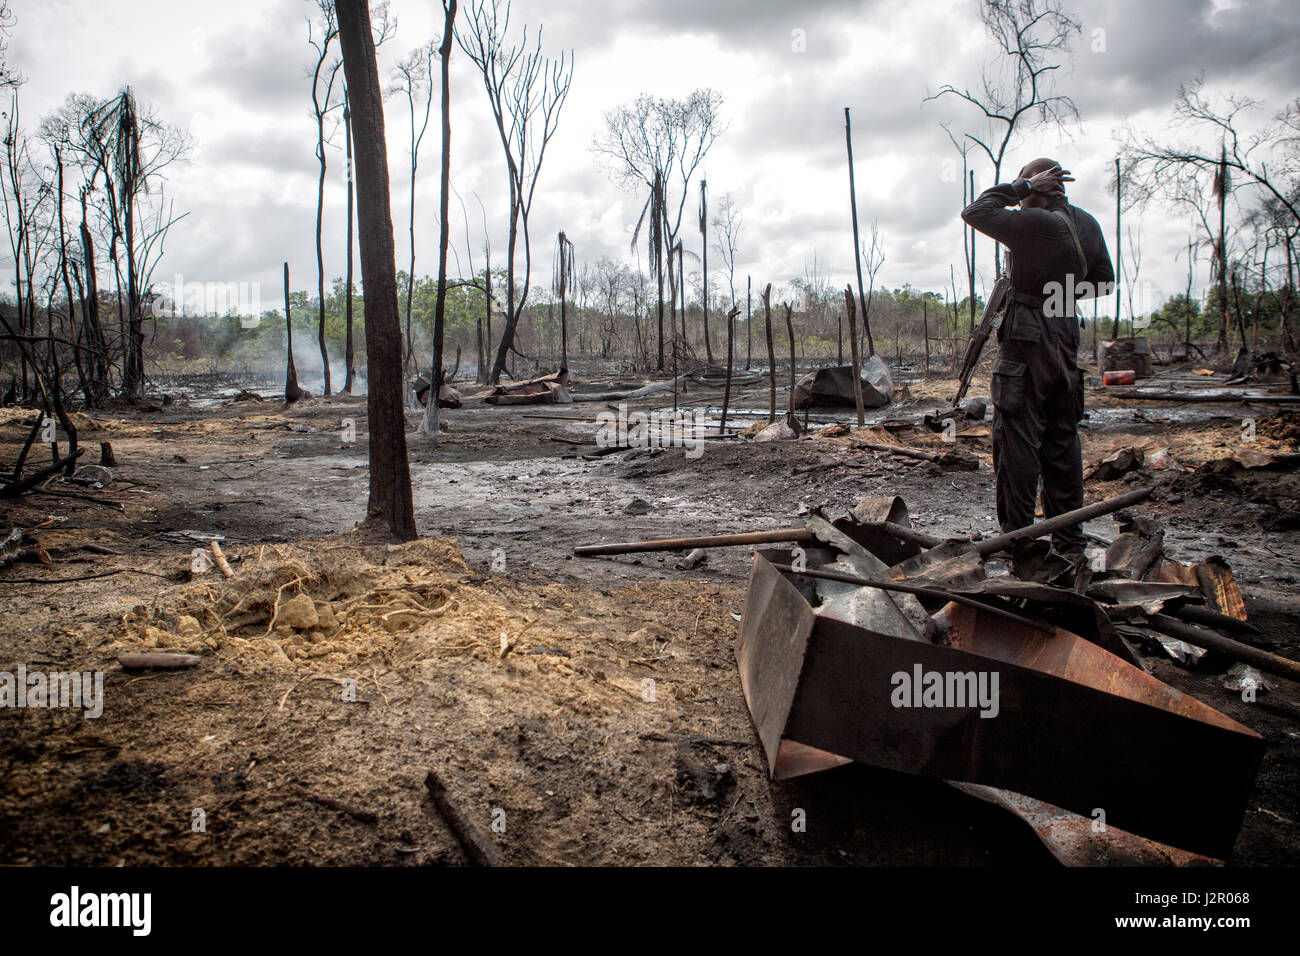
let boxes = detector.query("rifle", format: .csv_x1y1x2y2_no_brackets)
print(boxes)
924,275,1011,430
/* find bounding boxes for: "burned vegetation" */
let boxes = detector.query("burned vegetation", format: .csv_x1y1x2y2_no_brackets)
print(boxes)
2,0,1300,875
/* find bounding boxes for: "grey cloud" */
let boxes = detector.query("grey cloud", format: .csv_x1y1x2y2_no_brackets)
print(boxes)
519,0,876,53
1067,0,1300,118
197,6,318,117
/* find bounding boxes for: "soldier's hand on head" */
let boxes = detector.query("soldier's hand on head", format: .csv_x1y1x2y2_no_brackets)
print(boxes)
1028,165,1074,197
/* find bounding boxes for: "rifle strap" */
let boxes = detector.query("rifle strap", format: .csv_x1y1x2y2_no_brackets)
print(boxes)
1053,209,1088,277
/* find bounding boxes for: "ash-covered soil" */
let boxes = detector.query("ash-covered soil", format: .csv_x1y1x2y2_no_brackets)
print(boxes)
1,364,1298,865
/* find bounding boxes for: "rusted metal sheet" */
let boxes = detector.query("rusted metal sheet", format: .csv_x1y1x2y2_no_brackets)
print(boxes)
949,783,1220,867
952,577,1141,666
1154,556,1247,621
888,541,986,591
736,551,1264,860
845,496,919,566
1087,580,1201,612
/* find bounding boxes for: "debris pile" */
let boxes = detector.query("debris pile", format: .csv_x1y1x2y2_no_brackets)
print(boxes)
791,355,893,410
574,483,1287,865
730,488,1286,864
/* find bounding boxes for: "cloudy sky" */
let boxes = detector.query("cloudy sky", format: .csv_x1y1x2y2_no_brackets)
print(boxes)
6,0,1299,319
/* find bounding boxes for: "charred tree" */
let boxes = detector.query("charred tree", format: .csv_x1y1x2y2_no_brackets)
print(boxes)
844,107,876,356
343,98,356,393
337,0,417,540
392,39,437,381
698,178,712,363
418,0,458,439
283,262,305,403
457,0,573,385
762,282,775,423
309,2,344,396
553,229,573,371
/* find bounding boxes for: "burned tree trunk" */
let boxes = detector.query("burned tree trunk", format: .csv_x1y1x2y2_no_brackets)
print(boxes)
783,302,796,419
343,99,356,394
283,262,305,403
844,285,865,427
1113,156,1122,340
337,0,417,541
699,178,713,364
844,107,874,358
762,283,775,423
1215,145,1230,354
923,296,930,376
655,170,665,371
719,307,738,434
746,274,752,370
418,0,458,440
78,189,109,405
314,91,333,396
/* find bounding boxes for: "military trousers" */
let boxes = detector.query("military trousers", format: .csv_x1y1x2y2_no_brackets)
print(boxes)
990,303,1087,557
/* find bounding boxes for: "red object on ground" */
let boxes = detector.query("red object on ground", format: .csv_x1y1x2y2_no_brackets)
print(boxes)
1103,370,1137,386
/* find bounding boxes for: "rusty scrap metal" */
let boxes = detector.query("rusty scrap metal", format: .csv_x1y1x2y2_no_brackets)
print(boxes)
860,520,943,552
770,563,1052,633
972,487,1153,557
1087,580,1201,613
1141,614,1300,684
1170,604,1263,638
736,552,1262,859
573,528,811,557
848,496,931,565
888,540,988,591
1152,556,1248,621
950,783,1220,867
804,515,928,641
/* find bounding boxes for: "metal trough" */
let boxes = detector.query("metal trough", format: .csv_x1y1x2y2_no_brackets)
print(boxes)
736,550,1264,861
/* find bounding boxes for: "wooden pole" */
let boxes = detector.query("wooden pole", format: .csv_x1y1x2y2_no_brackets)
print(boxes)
845,107,873,356
1146,615,1300,684
1113,156,1122,340
844,285,865,427
762,283,775,422
746,274,752,369
923,297,930,376
784,302,796,420
283,262,303,403
424,769,503,866
720,306,738,434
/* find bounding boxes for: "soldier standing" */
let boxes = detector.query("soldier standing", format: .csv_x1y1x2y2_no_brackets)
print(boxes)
961,159,1114,573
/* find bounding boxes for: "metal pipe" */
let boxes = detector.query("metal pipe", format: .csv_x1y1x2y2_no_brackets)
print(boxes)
1147,614,1300,684
975,487,1153,557
574,528,810,557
